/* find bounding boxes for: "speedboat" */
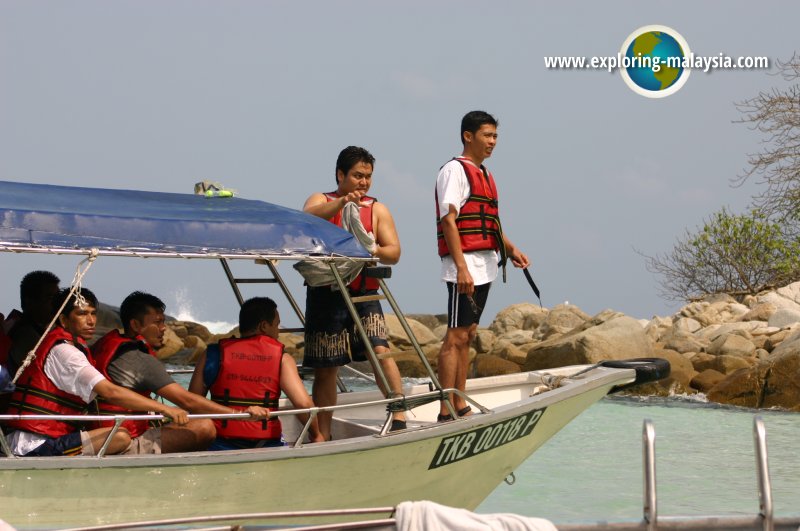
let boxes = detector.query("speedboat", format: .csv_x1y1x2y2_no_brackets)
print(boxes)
0,180,667,528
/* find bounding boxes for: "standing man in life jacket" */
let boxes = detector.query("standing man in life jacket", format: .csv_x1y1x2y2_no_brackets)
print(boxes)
3,287,190,456
301,146,405,440
92,291,268,454
435,111,530,422
189,297,324,449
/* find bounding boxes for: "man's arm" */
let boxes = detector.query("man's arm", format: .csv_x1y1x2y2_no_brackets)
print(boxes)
92,379,189,425
188,352,208,396
503,236,531,269
279,354,324,442
371,202,400,265
170,352,268,418
441,205,475,296
155,382,267,419
303,191,367,220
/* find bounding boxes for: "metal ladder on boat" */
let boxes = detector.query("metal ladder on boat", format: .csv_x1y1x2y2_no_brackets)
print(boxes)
218,258,355,391
558,416,796,531
218,258,464,425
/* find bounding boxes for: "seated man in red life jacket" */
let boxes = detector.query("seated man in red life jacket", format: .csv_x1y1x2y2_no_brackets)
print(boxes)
3,270,61,377
188,296,324,450
3,287,190,457
92,291,269,454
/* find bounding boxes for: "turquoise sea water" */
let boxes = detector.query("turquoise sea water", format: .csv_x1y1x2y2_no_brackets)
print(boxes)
477,396,800,523
172,370,800,524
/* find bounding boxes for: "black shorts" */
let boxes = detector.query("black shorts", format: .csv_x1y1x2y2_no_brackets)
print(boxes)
303,286,389,368
446,282,491,328
24,431,84,457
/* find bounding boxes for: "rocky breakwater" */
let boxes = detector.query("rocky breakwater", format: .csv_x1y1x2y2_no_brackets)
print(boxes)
149,281,800,411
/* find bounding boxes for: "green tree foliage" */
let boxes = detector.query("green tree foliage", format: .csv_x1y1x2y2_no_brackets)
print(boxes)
644,208,800,301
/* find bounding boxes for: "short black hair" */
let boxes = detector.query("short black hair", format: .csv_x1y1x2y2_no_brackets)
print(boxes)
20,270,60,307
120,291,166,334
460,110,498,145
56,287,98,317
239,297,278,335
335,146,375,183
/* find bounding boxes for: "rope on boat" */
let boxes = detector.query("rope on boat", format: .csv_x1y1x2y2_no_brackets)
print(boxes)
385,391,442,413
12,249,100,384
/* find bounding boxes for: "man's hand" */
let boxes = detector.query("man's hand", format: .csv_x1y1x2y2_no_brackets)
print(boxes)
160,405,189,425
341,190,368,207
244,406,270,419
506,241,530,269
456,266,475,296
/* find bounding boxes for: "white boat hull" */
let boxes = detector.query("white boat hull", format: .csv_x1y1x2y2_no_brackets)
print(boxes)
0,365,635,528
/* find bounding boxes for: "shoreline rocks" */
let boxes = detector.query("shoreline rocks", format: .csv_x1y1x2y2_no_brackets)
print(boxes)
142,281,800,411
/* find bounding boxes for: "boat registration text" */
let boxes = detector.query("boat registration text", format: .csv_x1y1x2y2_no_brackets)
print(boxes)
429,407,546,469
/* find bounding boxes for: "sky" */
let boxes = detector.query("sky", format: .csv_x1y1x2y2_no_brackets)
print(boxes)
0,1,796,330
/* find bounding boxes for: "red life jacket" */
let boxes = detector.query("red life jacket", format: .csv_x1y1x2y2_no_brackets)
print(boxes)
91,329,157,438
324,191,379,291
209,335,282,441
5,327,92,437
436,157,503,257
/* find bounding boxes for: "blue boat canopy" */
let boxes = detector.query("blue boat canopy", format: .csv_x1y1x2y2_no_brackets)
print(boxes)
0,180,371,259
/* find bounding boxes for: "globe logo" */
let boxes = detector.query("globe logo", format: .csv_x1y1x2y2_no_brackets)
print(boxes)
620,25,691,98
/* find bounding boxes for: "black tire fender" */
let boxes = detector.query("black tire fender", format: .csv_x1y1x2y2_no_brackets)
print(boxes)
600,358,671,391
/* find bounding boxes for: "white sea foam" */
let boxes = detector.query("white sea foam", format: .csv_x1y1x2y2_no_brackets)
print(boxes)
170,287,236,335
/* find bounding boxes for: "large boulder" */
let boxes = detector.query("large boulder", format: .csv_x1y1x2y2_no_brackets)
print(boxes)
707,334,756,358
535,304,590,341
689,352,717,372
757,283,800,312
495,330,536,346
679,301,722,327
708,351,800,409
707,365,770,408
523,311,654,371
156,326,185,360
490,341,528,366
384,314,438,347
767,327,800,358
672,317,702,335
644,316,672,343
389,344,442,378
649,348,696,393
169,320,213,343
662,332,709,354
760,351,800,409
691,369,726,392
474,328,495,353
695,322,759,342
489,303,549,335
405,314,447,331
474,354,521,377
738,303,777,322
767,308,800,329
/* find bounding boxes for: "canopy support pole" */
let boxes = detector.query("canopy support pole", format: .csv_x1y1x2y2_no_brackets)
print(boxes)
330,264,391,397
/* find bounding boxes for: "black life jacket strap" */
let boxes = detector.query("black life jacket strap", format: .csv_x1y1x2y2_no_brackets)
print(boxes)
523,268,542,308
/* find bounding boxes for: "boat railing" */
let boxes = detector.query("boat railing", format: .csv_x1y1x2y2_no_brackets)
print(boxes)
56,507,397,531
0,386,488,458
557,415,800,531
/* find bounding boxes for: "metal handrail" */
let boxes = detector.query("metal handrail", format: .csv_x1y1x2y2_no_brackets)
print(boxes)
754,416,773,531
642,419,656,531
377,277,456,421
0,386,479,456
58,507,395,531
559,417,782,531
